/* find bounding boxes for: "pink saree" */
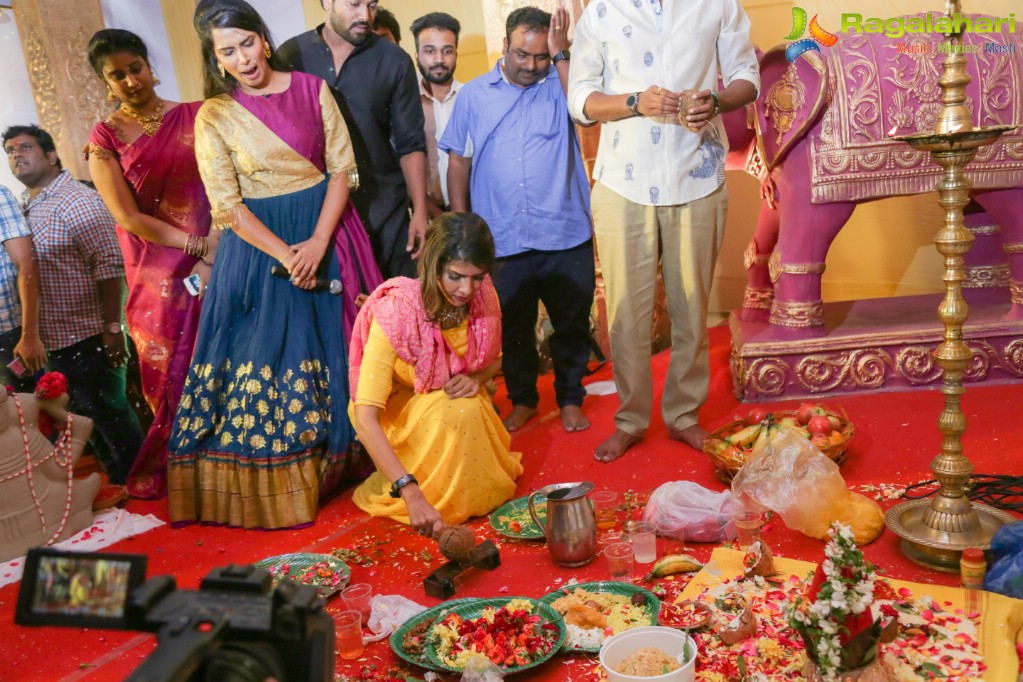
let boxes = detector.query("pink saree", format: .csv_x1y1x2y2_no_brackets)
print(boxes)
87,103,210,499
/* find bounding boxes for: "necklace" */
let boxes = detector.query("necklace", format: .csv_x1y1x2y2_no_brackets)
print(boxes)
119,97,165,137
436,304,469,330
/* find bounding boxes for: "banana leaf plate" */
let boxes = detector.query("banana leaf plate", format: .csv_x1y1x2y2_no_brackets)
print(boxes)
423,597,566,674
251,552,350,599
489,496,547,540
389,598,476,670
539,581,660,653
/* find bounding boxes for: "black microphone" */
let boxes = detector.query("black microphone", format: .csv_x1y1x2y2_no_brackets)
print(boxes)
270,264,343,295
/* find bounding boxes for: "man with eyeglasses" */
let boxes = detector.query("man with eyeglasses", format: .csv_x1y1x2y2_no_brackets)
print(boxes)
3,124,143,486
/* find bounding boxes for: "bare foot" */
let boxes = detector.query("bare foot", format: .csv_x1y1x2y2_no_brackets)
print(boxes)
594,429,642,462
560,405,590,432
667,424,709,450
503,405,538,432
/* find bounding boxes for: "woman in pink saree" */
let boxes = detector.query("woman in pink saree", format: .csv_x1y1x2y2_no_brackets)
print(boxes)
84,29,214,499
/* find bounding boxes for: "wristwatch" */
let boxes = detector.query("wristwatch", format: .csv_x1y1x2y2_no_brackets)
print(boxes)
389,473,418,498
552,49,570,65
105,322,123,334
625,91,642,117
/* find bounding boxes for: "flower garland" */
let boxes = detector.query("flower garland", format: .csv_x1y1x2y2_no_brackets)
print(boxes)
788,522,879,681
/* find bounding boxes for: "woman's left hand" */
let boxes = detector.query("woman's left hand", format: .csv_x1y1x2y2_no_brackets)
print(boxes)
286,235,329,284
443,373,480,399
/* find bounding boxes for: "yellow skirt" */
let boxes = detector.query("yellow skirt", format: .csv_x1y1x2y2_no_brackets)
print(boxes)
352,385,523,525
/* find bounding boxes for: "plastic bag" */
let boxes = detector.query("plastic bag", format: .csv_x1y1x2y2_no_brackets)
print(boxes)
730,426,884,545
364,593,427,642
460,656,505,681
642,481,737,542
984,520,1023,599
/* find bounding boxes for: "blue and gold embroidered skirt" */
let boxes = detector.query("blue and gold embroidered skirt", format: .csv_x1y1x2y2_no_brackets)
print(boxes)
168,180,353,529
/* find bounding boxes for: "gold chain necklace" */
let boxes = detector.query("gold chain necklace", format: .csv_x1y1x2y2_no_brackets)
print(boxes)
119,98,165,137
436,304,468,330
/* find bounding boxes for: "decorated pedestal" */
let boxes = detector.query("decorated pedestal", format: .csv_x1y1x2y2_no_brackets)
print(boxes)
730,289,1023,401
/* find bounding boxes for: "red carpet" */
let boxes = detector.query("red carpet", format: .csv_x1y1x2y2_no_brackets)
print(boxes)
1,324,1021,681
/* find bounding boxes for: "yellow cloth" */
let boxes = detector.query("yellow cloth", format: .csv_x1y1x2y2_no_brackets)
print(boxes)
351,320,522,525
683,548,1023,682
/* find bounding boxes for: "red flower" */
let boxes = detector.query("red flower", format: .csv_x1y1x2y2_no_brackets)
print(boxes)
34,372,68,400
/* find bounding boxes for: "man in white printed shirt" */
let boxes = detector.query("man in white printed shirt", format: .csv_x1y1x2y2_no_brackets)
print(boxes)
412,12,463,218
568,0,759,462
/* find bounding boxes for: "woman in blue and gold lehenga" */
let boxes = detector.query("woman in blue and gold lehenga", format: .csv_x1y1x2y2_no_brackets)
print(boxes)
169,0,363,529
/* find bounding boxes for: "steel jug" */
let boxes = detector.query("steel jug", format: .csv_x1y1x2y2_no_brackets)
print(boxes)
528,481,597,567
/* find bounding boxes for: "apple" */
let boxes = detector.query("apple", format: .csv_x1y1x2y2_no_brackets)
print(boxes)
796,403,816,425
808,415,832,436
748,407,769,425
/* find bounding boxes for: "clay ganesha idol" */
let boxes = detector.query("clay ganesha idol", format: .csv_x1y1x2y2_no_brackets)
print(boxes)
0,378,99,563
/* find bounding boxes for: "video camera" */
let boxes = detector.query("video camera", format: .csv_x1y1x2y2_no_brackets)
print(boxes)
15,547,335,682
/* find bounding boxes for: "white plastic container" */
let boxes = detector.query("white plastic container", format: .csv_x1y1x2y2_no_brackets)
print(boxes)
599,626,697,682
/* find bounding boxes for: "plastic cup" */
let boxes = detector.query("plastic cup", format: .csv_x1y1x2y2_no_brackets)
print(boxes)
591,490,620,531
733,510,766,550
605,541,634,580
630,523,657,564
654,518,687,556
334,609,364,660
341,583,373,624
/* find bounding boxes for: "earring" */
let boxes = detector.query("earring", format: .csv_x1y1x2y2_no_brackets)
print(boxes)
264,40,272,59
218,63,226,78
153,71,161,87
107,85,118,101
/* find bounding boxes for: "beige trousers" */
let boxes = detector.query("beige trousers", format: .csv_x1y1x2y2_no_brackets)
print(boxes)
592,182,727,436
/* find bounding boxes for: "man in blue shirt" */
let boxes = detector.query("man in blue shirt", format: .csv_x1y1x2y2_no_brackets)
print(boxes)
443,6,594,433
0,183,46,391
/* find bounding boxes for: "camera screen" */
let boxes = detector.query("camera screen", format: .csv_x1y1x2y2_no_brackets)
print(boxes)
31,555,133,618
16,548,147,629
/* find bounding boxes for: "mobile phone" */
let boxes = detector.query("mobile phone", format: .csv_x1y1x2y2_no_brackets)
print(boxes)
7,356,26,377
184,273,202,297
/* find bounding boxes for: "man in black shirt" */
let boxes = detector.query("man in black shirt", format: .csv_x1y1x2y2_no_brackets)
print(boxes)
278,0,428,279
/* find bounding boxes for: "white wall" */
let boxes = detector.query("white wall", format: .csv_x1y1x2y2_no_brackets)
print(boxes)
99,0,181,102
0,10,38,194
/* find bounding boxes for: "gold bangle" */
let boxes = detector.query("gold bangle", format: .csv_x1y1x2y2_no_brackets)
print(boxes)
279,249,295,265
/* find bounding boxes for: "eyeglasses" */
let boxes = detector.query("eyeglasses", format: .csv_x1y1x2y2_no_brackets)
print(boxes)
4,142,39,156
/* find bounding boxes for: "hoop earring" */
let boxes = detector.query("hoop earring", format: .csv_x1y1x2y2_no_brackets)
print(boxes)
218,63,226,78
107,86,118,102
264,40,272,59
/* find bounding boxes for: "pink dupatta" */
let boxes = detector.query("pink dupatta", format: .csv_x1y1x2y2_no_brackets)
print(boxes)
349,276,501,395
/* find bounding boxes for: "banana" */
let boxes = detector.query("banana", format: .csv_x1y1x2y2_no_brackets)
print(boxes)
645,553,704,580
726,423,762,448
751,422,770,451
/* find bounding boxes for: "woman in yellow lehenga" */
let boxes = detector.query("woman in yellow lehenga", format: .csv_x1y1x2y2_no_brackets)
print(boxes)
349,213,522,536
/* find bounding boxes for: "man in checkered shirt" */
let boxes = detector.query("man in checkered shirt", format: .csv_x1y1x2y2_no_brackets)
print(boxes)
0,183,46,392
3,124,143,485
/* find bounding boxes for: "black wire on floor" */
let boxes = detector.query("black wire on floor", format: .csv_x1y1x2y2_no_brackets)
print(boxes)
902,474,1023,512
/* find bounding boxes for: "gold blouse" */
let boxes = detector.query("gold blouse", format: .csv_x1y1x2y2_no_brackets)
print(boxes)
194,79,357,230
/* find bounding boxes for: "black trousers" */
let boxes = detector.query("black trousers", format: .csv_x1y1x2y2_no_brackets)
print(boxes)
491,240,595,409
351,184,417,280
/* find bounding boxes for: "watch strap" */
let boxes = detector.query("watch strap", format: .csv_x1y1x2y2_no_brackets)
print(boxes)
389,473,418,498
552,49,570,64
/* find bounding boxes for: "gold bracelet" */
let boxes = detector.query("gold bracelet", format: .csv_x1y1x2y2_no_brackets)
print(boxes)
279,249,295,265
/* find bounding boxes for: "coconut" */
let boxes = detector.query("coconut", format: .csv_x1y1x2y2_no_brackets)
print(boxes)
438,524,476,562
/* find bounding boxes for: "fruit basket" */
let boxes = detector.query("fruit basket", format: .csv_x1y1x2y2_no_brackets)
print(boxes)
702,408,854,483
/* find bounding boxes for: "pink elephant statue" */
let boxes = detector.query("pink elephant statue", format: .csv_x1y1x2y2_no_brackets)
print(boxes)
727,14,1023,337
0,387,99,563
